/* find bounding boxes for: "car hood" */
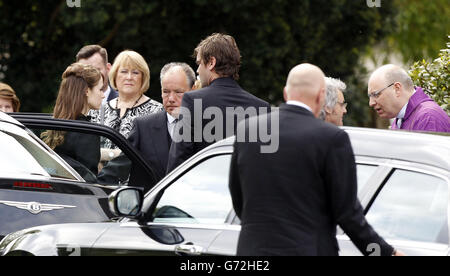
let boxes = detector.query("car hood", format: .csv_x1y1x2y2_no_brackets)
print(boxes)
0,222,115,256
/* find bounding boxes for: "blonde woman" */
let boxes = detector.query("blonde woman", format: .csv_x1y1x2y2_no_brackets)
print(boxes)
90,50,163,151
42,63,104,178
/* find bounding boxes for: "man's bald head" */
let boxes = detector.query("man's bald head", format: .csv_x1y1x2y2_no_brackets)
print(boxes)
368,64,415,119
284,63,326,117
369,64,414,92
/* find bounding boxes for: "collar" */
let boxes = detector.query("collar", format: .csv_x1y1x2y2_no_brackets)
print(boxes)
166,112,177,123
286,100,313,113
396,103,408,119
102,86,112,104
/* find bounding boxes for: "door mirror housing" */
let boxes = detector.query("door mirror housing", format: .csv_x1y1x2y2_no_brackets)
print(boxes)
109,187,144,218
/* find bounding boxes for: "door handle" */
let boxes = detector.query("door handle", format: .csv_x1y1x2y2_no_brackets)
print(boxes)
174,242,204,256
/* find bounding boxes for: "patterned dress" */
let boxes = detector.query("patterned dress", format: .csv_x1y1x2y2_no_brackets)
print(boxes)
89,98,163,149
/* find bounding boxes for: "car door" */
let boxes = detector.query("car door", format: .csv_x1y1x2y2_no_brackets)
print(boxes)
10,114,158,191
90,153,237,255
338,163,450,256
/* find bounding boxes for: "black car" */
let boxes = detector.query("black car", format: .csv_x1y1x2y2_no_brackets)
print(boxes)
0,112,157,241
1,127,449,256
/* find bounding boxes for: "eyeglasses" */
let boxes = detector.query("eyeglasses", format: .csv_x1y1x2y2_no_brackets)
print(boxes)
368,83,394,99
337,101,347,108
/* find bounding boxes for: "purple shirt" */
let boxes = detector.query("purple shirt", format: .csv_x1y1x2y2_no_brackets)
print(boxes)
391,87,450,133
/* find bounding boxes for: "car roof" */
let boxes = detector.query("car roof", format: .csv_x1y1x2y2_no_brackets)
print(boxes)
343,127,449,169
0,112,24,127
209,127,450,171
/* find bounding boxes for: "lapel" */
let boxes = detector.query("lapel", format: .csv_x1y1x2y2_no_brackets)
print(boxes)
150,112,171,172
107,85,119,101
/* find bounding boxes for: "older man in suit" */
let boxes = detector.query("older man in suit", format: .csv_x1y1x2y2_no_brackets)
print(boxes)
128,62,196,182
166,33,270,173
229,63,403,256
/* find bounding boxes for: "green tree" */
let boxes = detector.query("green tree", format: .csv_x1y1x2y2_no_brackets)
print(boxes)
386,0,450,64
409,37,450,115
1,0,395,128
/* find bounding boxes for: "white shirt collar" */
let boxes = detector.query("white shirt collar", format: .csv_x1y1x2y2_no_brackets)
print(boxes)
397,103,408,119
166,112,177,123
286,100,313,113
102,86,111,105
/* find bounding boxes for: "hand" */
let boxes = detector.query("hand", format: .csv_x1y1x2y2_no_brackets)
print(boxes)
393,249,406,256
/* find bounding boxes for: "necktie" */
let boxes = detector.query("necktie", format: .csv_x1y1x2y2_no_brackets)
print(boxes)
168,119,178,143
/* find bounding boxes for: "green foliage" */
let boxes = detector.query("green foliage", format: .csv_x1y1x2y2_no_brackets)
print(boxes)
0,0,395,127
388,0,450,63
409,37,450,115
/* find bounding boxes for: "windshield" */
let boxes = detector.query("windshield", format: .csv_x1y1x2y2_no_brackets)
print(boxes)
0,128,78,180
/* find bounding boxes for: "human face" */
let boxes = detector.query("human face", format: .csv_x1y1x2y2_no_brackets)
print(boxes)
78,53,110,91
0,98,14,112
196,52,211,88
368,79,398,119
86,79,105,110
116,66,143,96
161,69,190,117
325,90,347,126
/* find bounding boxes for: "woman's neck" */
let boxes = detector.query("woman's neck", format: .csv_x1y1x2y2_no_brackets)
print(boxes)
119,93,142,104
116,93,146,110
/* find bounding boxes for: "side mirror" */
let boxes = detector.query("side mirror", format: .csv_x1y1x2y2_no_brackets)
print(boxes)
108,187,144,218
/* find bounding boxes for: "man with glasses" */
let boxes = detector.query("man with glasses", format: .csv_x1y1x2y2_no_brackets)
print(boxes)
319,77,347,126
368,64,449,132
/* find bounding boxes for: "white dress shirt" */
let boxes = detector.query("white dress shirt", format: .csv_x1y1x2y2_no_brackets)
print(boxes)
286,100,313,114
167,113,178,140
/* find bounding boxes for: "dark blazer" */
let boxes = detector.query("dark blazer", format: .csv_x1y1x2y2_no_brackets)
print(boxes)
166,77,270,173
107,85,119,102
229,103,394,256
128,111,172,182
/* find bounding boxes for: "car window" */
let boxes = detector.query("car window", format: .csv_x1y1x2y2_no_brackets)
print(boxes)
28,127,134,185
0,129,77,180
356,164,378,192
365,169,448,244
153,154,233,225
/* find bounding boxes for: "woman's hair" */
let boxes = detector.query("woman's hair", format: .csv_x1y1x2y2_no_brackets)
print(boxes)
0,82,21,112
42,63,101,149
109,50,150,94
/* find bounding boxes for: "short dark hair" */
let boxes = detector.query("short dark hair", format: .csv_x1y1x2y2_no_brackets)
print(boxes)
76,45,108,65
193,33,241,80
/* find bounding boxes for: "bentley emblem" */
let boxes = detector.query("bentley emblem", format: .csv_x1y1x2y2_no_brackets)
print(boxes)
0,200,76,215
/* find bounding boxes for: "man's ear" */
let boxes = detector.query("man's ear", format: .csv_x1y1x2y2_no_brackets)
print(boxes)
208,57,216,71
394,82,402,97
283,87,288,102
106,63,112,73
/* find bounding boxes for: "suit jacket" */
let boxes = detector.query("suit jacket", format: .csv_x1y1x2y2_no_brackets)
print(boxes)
166,77,270,173
107,85,119,102
53,115,100,181
128,111,172,182
229,103,394,256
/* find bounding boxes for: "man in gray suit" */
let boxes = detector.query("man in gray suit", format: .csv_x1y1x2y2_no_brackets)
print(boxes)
128,63,195,182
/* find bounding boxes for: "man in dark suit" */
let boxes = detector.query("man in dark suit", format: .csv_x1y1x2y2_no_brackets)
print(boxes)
166,33,270,173
128,62,196,182
229,63,403,256
76,45,118,124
